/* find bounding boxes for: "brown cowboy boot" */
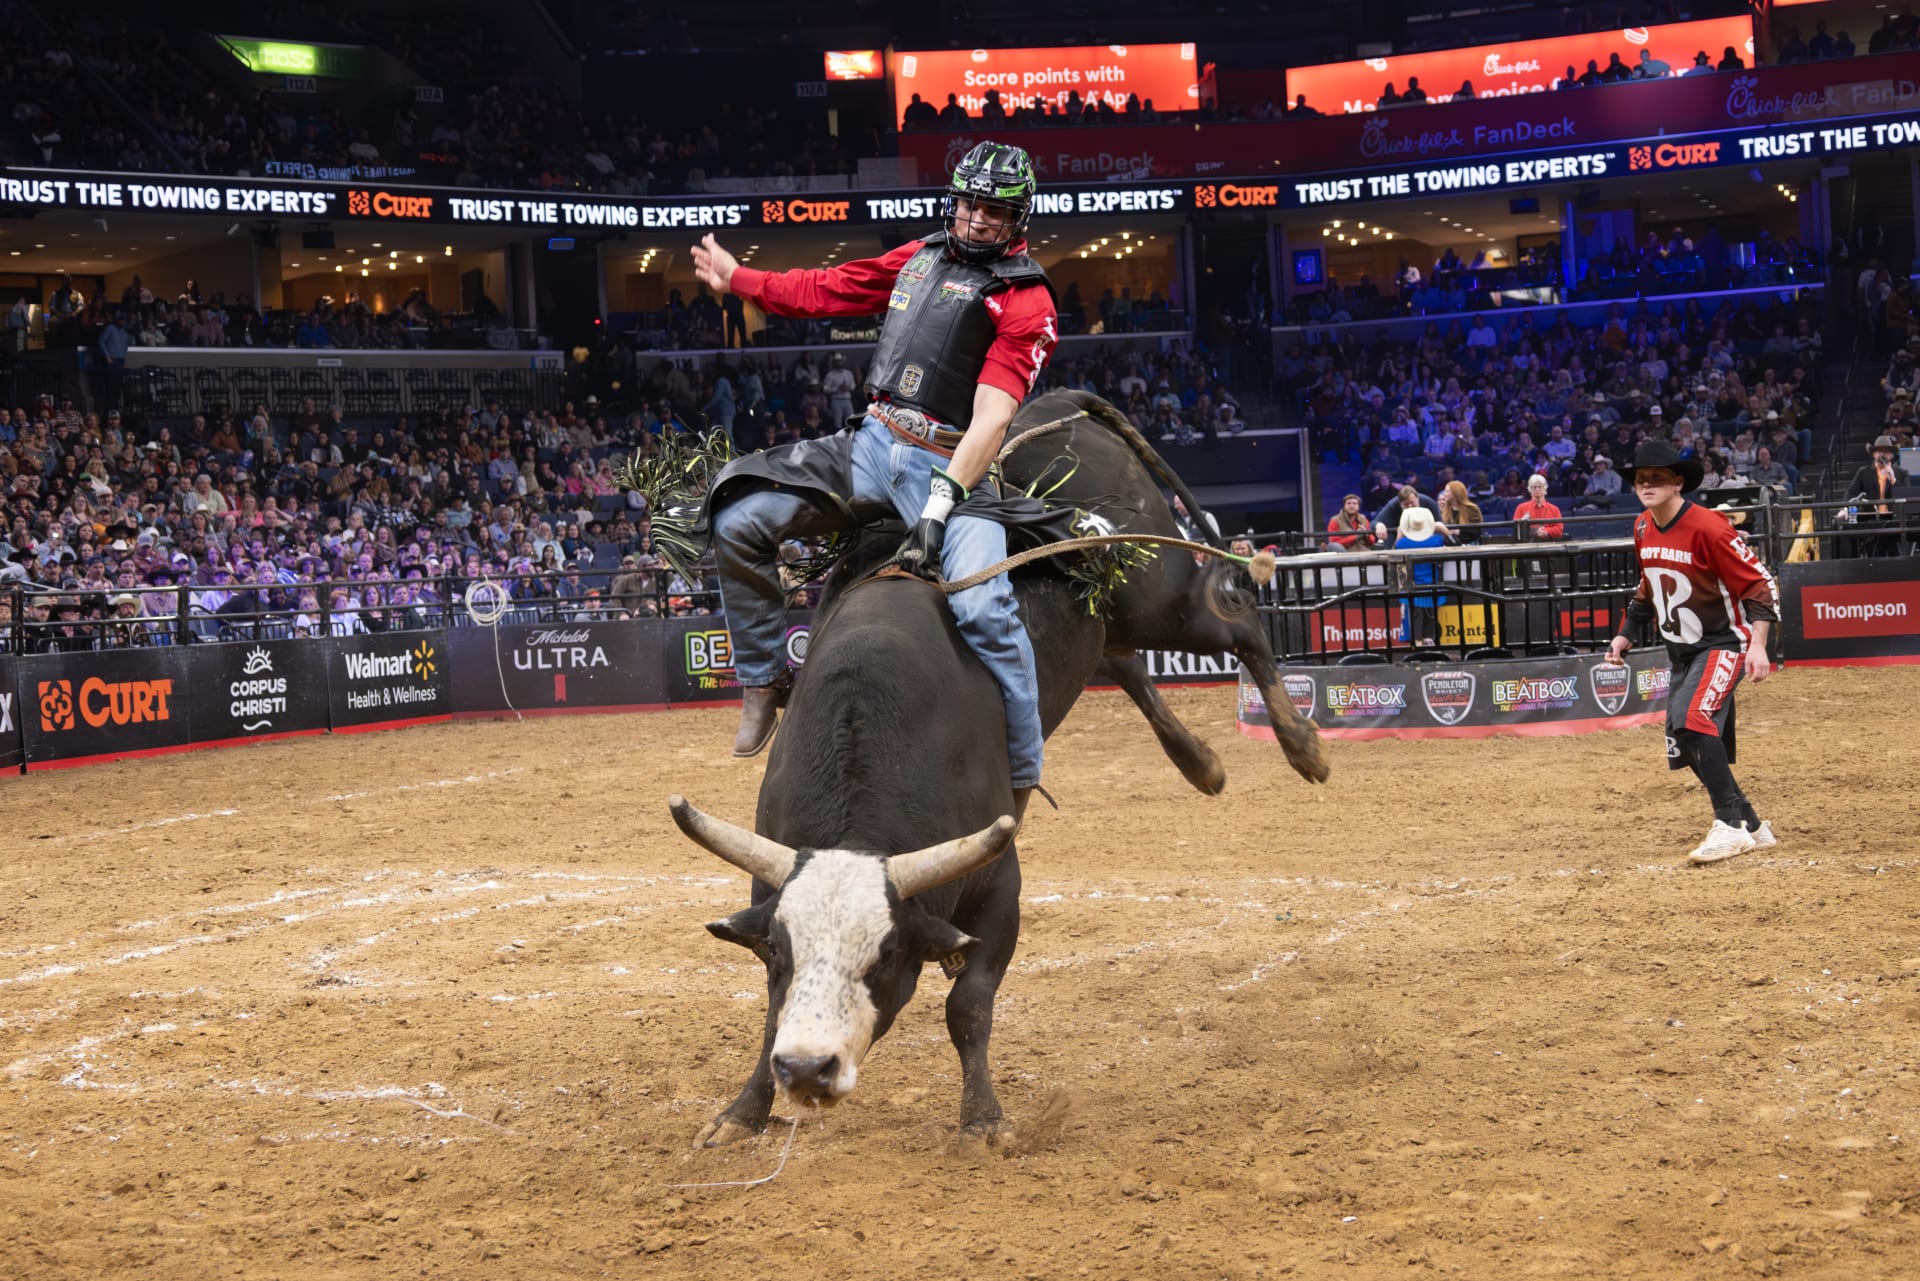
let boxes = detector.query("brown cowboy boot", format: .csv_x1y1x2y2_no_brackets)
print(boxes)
731,681,788,758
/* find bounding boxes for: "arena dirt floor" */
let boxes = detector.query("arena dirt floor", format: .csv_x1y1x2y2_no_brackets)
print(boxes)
3,666,1918,1280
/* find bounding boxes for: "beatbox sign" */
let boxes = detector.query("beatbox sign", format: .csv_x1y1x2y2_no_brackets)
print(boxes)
657,614,813,705
1779,560,1920,663
327,629,449,730
1238,650,1670,739
187,639,329,744
19,647,192,767
447,621,667,716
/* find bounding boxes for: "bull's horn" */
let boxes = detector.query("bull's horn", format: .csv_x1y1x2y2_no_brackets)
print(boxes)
885,816,1018,899
668,795,797,889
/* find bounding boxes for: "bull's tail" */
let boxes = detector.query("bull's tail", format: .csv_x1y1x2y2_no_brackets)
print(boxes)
1064,393,1230,551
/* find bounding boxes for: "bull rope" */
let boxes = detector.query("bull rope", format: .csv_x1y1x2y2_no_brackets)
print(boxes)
919,409,1277,595
668,1110,803,1190
935,533,1276,595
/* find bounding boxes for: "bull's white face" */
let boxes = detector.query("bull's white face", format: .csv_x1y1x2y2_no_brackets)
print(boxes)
766,850,895,1100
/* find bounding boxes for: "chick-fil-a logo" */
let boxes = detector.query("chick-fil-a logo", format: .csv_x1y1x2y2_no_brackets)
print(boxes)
1724,74,1835,121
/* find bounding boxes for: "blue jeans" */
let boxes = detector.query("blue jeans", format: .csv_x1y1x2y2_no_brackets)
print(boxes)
712,416,1045,787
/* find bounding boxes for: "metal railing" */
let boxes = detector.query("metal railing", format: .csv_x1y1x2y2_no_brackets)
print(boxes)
115,362,568,419
2,572,726,655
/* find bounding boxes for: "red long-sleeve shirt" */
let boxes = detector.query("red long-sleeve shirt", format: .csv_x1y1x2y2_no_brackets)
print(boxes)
730,240,1058,403
1628,501,1779,652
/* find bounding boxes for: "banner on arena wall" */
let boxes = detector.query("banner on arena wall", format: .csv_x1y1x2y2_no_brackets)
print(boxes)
18,647,193,768
447,620,670,717
326,629,450,731
901,52,1920,185
1779,559,1920,664
893,43,1199,119
0,655,21,774
183,638,330,746
1286,16,1752,113
1237,650,1671,740
657,614,813,705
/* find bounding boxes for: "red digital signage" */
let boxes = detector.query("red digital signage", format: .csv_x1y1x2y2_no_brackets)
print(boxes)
1287,16,1754,114
825,50,882,81
893,43,1199,119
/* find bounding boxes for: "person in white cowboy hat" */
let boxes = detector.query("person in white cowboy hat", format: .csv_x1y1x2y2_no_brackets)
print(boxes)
1393,504,1447,646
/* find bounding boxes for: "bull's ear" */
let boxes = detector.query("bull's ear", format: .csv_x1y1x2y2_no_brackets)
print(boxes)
914,915,980,964
706,903,774,963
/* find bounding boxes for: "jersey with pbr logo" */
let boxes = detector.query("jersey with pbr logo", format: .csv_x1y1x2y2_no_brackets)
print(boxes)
1627,500,1780,655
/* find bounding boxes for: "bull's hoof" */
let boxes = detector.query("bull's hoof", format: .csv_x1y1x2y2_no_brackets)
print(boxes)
694,1115,764,1148
956,1115,1013,1148
1275,720,1330,784
1180,745,1227,796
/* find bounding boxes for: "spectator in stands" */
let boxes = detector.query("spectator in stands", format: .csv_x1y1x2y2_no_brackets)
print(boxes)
1717,46,1745,71
1372,483,1438,545
1401,77,1427,104
1392,506,1446,645
902,94,939,129
1512,474,1565,539
1326,493,1379,551
1684,51,1714,76
1287,94,1320,117
1438,480,1483,543
1633,49,1672,79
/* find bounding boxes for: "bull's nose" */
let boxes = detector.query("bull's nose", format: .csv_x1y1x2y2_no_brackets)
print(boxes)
771,1053,840,1099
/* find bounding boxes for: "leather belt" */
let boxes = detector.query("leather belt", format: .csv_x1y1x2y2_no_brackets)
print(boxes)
867,401,965,457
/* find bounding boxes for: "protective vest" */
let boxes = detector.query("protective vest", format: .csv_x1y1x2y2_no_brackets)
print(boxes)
865,231,1053,427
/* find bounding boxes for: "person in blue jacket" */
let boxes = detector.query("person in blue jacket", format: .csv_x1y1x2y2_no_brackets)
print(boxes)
1393,505,1448,645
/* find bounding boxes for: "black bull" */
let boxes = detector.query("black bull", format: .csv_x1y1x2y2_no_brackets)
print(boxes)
678,389,1325,1144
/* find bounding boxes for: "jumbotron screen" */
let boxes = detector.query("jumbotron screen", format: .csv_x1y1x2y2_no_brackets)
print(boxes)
892,43,1199,118
1287,15,1754,113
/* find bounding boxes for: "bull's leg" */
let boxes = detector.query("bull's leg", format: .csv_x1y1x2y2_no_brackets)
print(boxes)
1233,630,1329,784
1123,565,1329,784
694,984,781,1147
947,869,1022,1140
1097,651,1227,795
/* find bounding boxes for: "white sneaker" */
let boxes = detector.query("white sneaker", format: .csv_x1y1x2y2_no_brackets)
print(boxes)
1688,819,1756,864
1746,820,1776,849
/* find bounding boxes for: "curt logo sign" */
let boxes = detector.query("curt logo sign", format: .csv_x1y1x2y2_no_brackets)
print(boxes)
38,677,174,732
349,189,436,219
761,198,850,224
1194,182,1279,208
1628,141,1721,171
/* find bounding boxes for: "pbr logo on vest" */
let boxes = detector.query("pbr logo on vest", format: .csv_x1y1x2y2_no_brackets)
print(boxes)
1589,661,1632,716
1419,669,1477,726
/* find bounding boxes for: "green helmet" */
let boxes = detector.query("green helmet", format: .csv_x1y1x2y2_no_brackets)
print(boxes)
943,141,1036,264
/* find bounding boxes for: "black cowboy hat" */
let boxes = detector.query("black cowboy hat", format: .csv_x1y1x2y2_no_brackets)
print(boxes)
1618,438,1704,491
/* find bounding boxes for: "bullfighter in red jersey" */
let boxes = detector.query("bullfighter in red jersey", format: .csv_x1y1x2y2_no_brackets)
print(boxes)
1604,440,1783,864
689,143,1057,821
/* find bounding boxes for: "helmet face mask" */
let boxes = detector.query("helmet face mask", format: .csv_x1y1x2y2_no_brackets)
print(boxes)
944,142,1035,264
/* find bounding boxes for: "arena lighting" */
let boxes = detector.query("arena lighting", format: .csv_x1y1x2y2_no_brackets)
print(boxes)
1332,220,1342,228
389,250,397,258
1321,227,1330,236
372,242,382,248
361,268,369,276
335,264,343,272
414,254,423,263
361,258,370,266
1121,231,1130,239
444,246,452,255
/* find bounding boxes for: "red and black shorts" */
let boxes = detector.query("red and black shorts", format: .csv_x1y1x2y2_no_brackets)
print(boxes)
1665,644,1742,770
